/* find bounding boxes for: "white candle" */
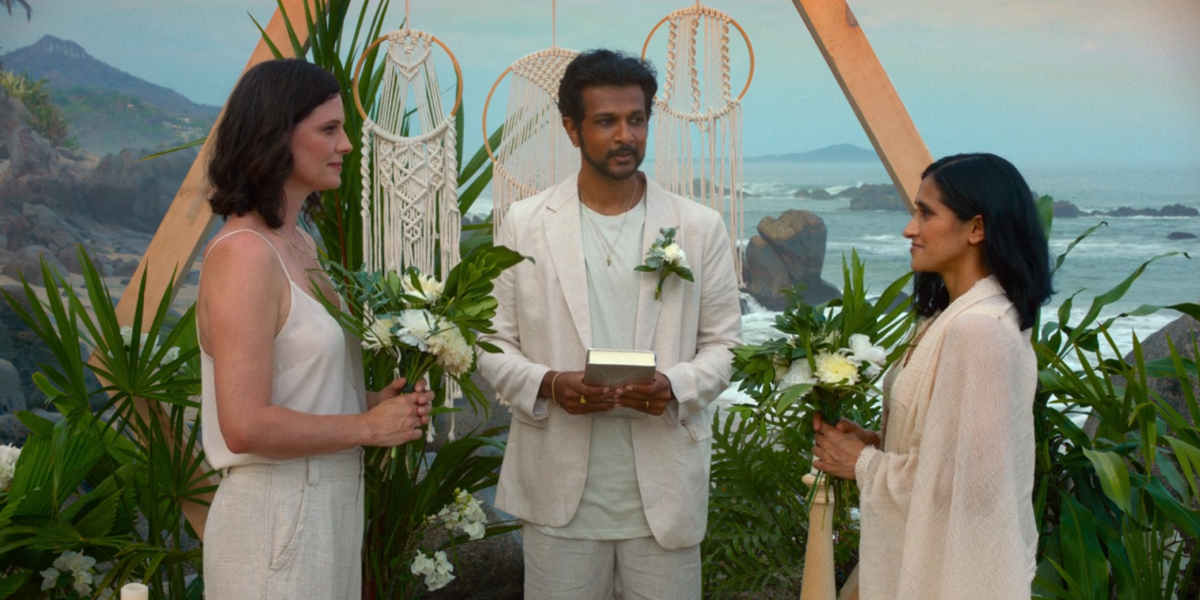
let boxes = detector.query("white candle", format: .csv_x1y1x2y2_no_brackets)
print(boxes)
121,582,149,600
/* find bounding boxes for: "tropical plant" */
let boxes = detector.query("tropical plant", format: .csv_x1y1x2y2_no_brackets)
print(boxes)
705,252,912,595
0,250,214,599
0,69,77,149
256,1,515,598
1026,205,1200,600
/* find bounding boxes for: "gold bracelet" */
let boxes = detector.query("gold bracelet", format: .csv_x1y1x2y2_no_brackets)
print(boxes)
550,371,563,406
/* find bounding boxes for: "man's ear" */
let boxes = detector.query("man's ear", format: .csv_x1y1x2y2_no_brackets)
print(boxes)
968,215,985,245
562,117,579,147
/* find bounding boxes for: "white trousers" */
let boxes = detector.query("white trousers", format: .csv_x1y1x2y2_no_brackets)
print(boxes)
203,452,363,600
522,524,702,600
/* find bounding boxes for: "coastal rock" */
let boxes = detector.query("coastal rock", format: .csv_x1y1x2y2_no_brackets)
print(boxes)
80,146,197,233
1052,200,1082,219
841,184,906,211
0,88,34,162
6,202,87,254
793,188,833,200
1125,311,1199,427
1168,232,1197,240
6,124,58,180
1052,200,1199,219
0,359,27,414
1,244,68,285
743,210,840,310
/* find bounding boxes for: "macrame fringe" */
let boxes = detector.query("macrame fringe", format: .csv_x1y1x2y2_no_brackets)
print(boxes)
491,48,579,229
651,7,746,285
361,29,464,440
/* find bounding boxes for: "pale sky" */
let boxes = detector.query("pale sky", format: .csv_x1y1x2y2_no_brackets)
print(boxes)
2,0,1198,166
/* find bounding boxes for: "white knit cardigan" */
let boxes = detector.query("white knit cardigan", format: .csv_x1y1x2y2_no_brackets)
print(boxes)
854,276,1039,600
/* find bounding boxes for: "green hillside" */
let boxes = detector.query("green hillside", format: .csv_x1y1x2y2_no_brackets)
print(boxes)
50,86,214,156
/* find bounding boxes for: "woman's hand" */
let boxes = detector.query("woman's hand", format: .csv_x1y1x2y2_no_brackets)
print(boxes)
812,413,868,480
361,377,433,446
822,414,882,449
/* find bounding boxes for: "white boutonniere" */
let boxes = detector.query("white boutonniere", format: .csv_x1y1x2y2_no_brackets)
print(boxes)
635,227,695,300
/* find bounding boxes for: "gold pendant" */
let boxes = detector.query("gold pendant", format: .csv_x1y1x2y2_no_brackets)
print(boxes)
606,257,612,266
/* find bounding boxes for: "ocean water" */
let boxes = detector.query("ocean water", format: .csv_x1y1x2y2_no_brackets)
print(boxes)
467,160,1200,362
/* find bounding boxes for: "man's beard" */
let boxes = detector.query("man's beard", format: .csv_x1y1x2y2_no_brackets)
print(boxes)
581,142,643,181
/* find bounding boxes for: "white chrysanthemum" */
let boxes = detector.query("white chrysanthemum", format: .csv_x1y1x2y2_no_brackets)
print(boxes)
362,315,397,351
661,243,688,267
814,351,860,385
402,272,444,305
396,309,435,351
846,334,887,372
428,326,472,376
0,444,20,491
780,360,815,388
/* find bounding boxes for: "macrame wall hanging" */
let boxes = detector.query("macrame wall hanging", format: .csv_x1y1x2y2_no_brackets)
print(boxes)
643,2,754,284
484,0,579,229
353,1,464,439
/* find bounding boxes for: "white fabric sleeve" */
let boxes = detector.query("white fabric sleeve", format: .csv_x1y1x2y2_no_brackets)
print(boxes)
661,212,742,425
476,209,552,421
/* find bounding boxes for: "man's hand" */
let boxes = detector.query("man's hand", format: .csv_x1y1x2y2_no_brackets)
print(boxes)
545,371,618,415
615,371,673,416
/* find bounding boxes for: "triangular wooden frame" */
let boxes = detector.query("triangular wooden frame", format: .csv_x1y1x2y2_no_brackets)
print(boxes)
109,0,932,553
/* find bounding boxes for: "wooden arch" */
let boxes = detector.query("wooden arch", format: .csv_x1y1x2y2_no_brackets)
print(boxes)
111,0,932,565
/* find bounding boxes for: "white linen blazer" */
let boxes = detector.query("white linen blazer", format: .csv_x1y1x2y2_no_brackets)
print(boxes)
478,173,742,550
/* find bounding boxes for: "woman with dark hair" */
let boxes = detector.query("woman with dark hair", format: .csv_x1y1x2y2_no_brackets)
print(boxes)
198,59,432,599
812,153,1052,599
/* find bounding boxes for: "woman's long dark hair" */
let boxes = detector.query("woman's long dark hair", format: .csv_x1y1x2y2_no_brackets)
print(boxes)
911,153,1053,329
207,59,341,228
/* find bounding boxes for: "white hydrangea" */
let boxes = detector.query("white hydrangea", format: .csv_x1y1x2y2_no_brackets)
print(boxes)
0,444,19,491
396,309,436,351
427,326,472,376
402,272,444,305
411,550,455,591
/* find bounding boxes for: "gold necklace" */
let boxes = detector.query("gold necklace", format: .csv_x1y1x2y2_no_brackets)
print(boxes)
579,179,641,267
271,227,313,259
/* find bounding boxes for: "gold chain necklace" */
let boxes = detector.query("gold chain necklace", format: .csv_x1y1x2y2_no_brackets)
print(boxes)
579,179,641,267
271,227,313,259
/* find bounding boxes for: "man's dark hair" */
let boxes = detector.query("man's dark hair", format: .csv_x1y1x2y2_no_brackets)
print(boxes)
207,58,341,228
911,153,1054,329
557,49,658,128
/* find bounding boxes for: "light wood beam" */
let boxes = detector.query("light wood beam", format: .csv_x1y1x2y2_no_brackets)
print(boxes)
790,0,933,211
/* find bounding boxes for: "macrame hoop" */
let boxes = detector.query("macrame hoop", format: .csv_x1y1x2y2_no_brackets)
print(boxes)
642,4,755,286
353,29,466,439
482,46,580,228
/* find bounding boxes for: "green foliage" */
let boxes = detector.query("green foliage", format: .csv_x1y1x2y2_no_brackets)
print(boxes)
707,253,912,595
0,250,214,599
1025,196,1199,599
0,69,77,149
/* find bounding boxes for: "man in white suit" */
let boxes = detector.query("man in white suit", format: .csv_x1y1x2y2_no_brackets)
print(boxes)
478,49,742,599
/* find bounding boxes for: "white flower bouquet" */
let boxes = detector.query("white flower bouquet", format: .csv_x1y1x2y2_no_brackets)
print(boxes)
731,252,913,519
317,244,524,475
